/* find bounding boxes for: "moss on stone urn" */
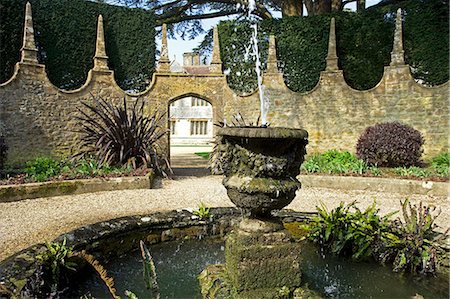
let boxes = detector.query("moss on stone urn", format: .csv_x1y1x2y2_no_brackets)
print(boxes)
217,127,308,218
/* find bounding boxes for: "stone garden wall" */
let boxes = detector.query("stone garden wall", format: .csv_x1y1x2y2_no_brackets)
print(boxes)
0,4,448,165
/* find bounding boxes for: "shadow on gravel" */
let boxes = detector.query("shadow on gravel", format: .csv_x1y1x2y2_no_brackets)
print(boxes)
171,167,211,178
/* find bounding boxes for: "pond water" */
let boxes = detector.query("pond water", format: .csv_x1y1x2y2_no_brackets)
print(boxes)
72,238,448,299
73,238,225,298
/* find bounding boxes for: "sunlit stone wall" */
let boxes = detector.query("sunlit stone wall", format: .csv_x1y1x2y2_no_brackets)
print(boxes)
0,6,448,166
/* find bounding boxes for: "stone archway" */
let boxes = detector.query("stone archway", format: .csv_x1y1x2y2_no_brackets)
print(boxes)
166,93,217,175
168,93,216,144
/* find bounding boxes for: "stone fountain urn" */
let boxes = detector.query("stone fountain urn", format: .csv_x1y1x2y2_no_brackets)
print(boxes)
218,127,308,219
199,127,310,299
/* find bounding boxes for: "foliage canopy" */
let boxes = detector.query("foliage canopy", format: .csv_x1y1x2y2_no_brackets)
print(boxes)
215,0,448,92
0,0,155,91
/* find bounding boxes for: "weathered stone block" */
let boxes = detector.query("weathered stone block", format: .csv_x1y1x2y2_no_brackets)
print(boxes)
225,229,302,292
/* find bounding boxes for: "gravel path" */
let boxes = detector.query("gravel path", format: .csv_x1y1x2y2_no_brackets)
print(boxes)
0,175,448,262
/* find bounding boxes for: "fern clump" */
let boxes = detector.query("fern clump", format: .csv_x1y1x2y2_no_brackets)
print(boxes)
303,200,448,275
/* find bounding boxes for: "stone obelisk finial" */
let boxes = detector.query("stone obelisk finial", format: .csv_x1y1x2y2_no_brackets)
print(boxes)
211,26,222,64
390,8,405,66
93,15,109,71
157,24,171,72
325,17,339,71
210,26,222,73
20,2,38,64
265,35,279,74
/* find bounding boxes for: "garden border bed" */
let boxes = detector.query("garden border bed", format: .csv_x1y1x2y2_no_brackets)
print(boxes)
0,172,447,203
299,175,448,197
0,173,154,203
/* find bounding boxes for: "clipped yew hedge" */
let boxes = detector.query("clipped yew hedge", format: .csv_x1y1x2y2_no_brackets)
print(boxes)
218,0,448,92
0,0,155,91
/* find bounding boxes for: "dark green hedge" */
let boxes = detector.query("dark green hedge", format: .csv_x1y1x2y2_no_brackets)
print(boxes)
218,21,268,94
219,0,448,92
0,0,155,91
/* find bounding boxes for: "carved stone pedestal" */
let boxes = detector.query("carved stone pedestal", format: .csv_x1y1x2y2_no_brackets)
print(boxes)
199,219,308,299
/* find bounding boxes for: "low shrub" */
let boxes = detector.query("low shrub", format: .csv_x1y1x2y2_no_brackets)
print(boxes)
25,157,66,182
301,150,373,175
72,158,132,177
356,122,424,167
393,166,431,178
431,152,449,177
76,96,170,177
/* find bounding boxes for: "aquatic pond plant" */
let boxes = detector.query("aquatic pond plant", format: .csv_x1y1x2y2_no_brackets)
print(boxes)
19,239,161,299
302,201,396,260
22,239,77,297
193,202,212,221
303,200,449,275
380,200,449,274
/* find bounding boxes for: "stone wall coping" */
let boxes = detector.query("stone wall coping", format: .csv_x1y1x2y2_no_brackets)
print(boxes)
0,173,154,203
218,126,308,139
299,174,449,197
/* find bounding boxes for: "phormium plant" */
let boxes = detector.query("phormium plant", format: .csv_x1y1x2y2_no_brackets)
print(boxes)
76,96,170,176
356,122,424,167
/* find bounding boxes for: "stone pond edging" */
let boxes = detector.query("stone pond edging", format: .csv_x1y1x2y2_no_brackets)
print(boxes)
0,173,154,203
0,208,314,296
299,175,448,197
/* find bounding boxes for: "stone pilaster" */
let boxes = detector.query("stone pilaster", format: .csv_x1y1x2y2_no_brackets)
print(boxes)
20,2,38,64
390,8,405,66
210,26,222,74
325,17,338,71
157,24,171,72
93,15,109,71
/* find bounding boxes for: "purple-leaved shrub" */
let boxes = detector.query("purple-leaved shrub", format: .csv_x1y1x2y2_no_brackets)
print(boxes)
356,122,424,167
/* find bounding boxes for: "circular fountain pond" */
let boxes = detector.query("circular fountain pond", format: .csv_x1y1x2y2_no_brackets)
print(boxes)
71,240,448,299
0,208,448,298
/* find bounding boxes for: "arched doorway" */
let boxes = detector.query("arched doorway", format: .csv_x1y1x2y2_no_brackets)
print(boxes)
168,94,214,176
